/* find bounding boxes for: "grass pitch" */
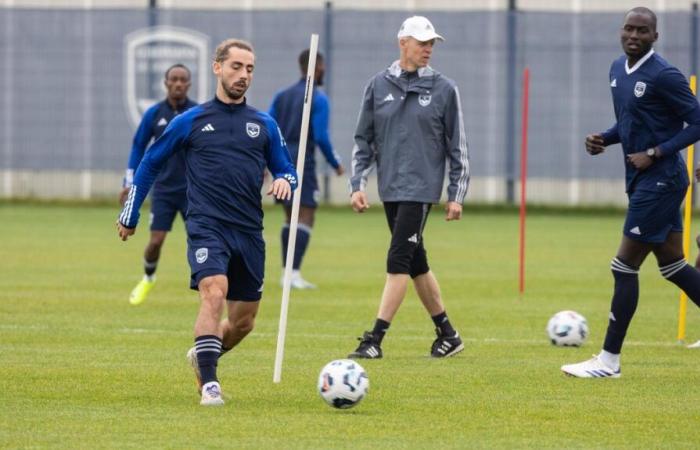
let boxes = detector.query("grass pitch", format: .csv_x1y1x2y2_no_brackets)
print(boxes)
1,203,700,449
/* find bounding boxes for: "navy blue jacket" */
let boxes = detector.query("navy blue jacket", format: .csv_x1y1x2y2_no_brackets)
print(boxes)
601,50,700,192
119,97,298,233
269,79,340,173
126,98,197,195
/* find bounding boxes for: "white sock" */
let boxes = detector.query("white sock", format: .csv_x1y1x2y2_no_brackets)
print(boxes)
292,269,301,279
144,274,156,282
599,350,620,370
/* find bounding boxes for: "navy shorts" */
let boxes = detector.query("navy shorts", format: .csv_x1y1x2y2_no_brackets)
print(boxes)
186,217,265,301
623,188,685,243
150,190,188,232
278,168,320,208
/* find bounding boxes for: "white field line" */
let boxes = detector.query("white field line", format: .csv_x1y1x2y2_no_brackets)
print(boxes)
0,324,685,348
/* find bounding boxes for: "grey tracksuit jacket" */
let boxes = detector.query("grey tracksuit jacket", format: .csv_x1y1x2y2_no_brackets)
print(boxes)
350,61,470,204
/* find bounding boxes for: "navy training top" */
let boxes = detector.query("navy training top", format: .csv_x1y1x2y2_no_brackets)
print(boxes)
601,50,700,192
269,79,340,173
126,98,197,195
119,97,298,233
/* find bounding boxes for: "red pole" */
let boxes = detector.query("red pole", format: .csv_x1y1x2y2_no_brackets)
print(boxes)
519,68,530,296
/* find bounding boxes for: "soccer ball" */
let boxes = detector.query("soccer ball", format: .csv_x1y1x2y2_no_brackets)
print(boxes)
317,359,369,409
547,310,589,347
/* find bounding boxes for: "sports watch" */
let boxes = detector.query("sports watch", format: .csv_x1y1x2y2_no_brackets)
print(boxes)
646,147,657,160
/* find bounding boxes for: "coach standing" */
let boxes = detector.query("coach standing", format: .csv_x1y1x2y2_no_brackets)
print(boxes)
348,16,470,359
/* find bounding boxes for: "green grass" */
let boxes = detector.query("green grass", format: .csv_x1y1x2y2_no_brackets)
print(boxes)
2,203,700,449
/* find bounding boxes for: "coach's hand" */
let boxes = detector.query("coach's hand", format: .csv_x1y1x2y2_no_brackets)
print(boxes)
118,187,130,206
351,191,370,213
268,178,292,200
445,201,462,221
585,134,606,155
626,151,653,171
116,221,136,241
335,165,346,176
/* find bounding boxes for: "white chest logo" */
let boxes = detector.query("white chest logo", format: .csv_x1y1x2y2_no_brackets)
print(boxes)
418,94,432,107
634,81,646,98
157,117,168,127
246,122,260,138
195,247,208,264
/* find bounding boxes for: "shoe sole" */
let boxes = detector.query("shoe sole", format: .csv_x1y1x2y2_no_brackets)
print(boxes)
347,353,382,359
186,349,204,394
431,343,465,358
200,398,225,406
561,369,620,379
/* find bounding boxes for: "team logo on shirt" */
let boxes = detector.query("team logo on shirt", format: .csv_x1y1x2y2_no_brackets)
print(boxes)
195,247,208,264
418,94,432,107
157,117,168,127
634,81,646,98
246,122,260,138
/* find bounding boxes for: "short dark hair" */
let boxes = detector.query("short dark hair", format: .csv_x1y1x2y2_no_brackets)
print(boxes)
164,64,191,80
298,49,324,73
214,39,254,62
626,6,657,31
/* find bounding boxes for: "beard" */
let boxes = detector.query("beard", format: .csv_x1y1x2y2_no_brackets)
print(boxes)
221,80,247,101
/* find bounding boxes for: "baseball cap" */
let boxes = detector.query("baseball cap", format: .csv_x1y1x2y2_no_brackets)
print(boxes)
397,16,444,42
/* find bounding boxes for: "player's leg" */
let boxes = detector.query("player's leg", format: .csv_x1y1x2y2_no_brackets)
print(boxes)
655,231,700,306
562,235,652,378
192,275,227,405
129,196,177,305
280,172,318,289
348,202,417,359
184,218,230,405
218,228,265,355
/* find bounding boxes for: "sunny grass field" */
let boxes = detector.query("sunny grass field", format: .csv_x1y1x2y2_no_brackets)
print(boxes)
2,202,700,449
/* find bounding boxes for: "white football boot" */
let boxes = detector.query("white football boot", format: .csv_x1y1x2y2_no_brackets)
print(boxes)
200,381,225,406
561,354,621,378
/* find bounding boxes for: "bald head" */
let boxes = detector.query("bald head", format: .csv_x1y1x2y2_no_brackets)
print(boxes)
625,6,657,31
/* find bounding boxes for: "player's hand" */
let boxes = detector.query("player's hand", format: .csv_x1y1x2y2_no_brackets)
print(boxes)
335,165,345,176
626,151,653,171
445,201,462,221
119,187,130,206
268,177,292,200
585,134,606,155
351,191,369,213
116,221,136,241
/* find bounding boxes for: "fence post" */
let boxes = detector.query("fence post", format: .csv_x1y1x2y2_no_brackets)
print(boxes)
505,0,518,203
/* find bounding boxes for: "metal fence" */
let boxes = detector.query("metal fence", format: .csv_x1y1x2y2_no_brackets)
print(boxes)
1,1,699,204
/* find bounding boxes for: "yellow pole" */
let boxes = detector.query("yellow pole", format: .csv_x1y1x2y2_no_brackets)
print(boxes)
678,75,696,343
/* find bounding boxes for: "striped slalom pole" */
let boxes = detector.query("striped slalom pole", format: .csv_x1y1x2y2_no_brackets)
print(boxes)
677,74,697,343
518,67,530,296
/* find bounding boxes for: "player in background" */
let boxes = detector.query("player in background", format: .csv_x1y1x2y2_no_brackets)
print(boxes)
348,16,470,359
269,49,344,289
562,7,700,376
117,39,297,405
120,64,197,305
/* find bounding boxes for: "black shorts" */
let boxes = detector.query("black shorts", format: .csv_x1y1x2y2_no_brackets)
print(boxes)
383,202,431,277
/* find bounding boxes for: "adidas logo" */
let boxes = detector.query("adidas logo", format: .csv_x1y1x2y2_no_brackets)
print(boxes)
157,117,168,126
610,78,617,87
407,233,418,243
629,226,641,235
609,312,616,322
383,93,395,102
201,123,215,132
365,346,380,357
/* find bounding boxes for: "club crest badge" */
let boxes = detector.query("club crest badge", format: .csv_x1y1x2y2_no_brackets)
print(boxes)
418,94,432,107
125,26,209,129
634,81,646,98
195,247,208,264
246,122,260,138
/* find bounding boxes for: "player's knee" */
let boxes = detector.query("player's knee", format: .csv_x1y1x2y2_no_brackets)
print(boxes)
233,315,255,335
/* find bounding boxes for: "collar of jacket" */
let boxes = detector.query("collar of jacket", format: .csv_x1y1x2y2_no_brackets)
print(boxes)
385,60,435,91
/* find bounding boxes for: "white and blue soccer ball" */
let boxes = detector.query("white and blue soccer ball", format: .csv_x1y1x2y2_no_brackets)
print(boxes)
547,310,589,347
318,359,369,409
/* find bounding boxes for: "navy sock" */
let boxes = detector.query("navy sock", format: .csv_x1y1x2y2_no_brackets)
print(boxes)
144,258,158,277
663,259,700,307
431,311,456,337
280,224,290,267
293,224,312,270
371,319,391,344
603,258,639,354
195,335,222,384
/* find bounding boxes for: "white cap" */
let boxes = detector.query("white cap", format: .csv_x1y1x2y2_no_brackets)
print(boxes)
397,16,444,42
